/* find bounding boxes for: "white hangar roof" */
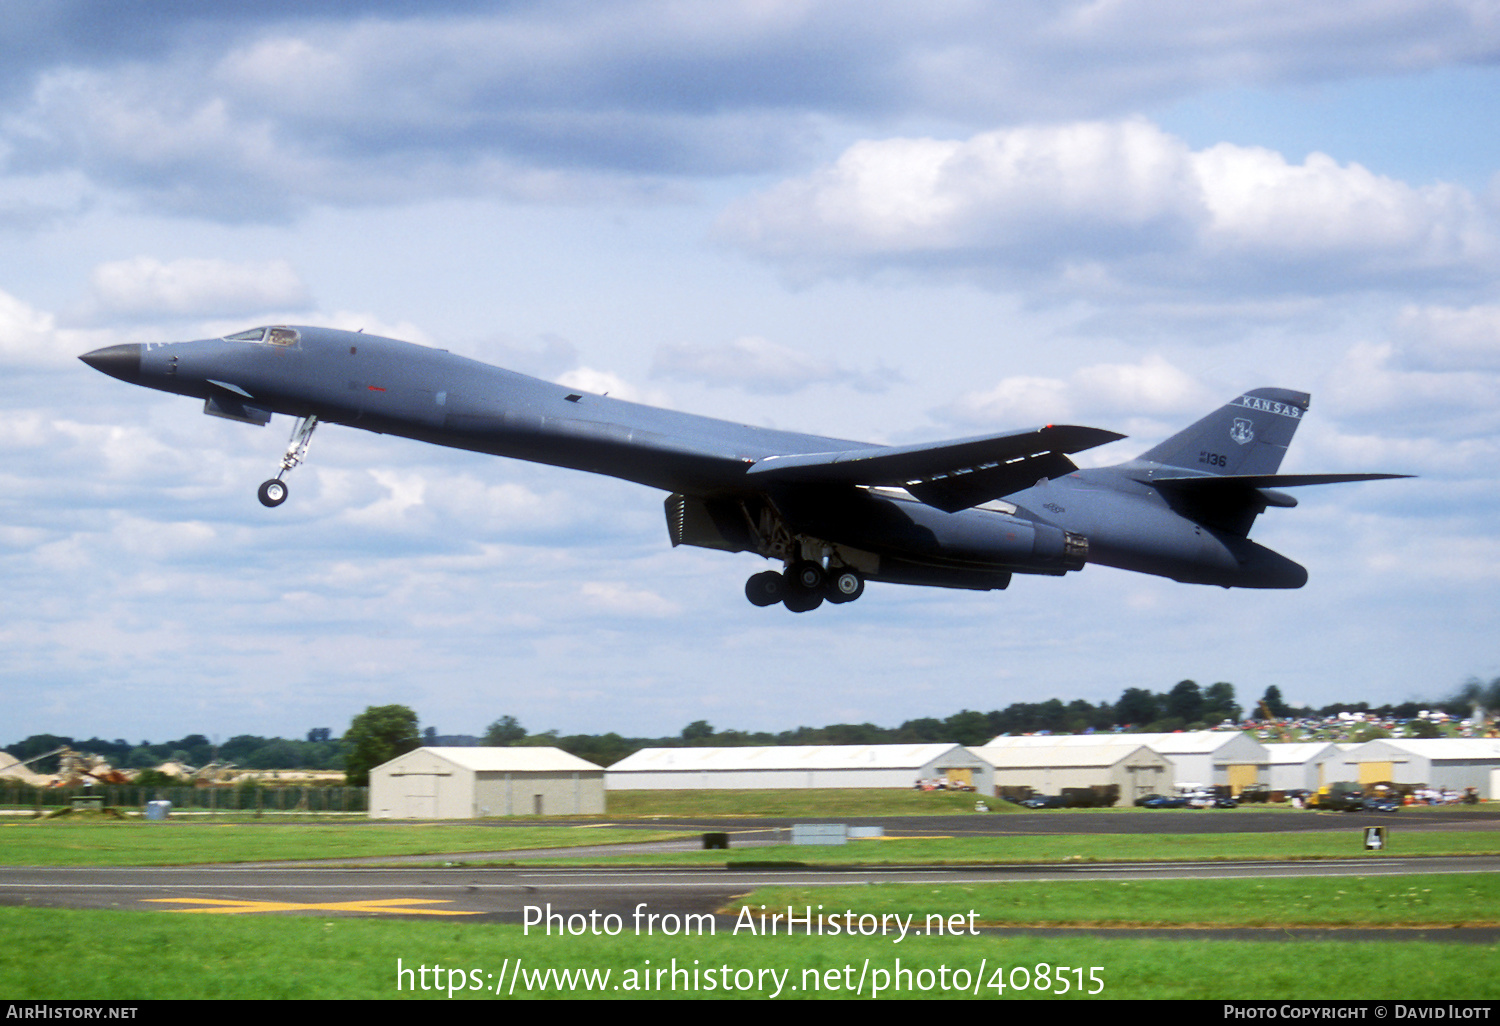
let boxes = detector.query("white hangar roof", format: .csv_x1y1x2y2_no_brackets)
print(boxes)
1349,738,1500,762
972,742,1166,769
377,747,603,773
983,731,1257,755
1261,742,1344,765
609,744,976,773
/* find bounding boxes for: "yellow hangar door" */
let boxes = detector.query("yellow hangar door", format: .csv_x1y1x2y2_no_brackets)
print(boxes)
1227,764,1257,795
1359,762,1394,785
944,768,973,787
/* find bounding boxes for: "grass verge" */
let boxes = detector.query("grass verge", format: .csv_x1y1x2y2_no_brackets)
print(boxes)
0,820,694,867
514,829,1500,866
4,815,1497,867
731,873,1500,928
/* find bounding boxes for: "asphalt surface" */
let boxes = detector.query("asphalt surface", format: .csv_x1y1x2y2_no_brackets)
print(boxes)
508,808,1500,836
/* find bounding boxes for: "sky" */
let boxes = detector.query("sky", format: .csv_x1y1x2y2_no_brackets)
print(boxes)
3,1,1499,748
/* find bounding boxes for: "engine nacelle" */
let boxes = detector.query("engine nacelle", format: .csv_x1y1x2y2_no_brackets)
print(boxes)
774,486,1087,575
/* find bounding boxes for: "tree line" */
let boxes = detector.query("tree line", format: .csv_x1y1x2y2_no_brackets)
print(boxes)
2,730,343,777
10,675,1495,779
476,677,1496,767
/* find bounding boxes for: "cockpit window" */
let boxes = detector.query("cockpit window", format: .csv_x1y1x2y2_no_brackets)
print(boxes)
224,326,300,346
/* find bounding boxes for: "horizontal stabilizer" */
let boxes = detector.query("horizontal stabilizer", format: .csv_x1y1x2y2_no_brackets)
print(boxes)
1153,472,1414,489
748,425,1124,511
1150,472,1413,536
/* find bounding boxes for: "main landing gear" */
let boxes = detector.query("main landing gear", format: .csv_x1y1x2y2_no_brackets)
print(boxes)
257,415,318,508
744,560,865,612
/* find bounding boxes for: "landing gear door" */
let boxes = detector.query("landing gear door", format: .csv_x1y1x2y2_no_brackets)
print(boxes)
204,394,272,426
665,494,753,552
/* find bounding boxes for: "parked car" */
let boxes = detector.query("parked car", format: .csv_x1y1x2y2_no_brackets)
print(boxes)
1183,791,1238,809
1320,790,1368,812
1019,794,1068,809
1140,794,1190,809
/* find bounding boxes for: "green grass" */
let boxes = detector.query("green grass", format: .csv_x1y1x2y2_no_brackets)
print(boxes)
0,820,694,867
732,873,1500,928
0,905,1493,1000
517,828,1500,867
4,813,1497,868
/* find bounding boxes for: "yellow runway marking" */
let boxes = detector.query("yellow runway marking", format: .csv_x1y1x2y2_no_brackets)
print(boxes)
145,897,480,915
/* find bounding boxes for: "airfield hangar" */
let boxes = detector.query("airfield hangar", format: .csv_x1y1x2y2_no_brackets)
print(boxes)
1261,742,1348,793
605,743,994,792
1330,738,1500,798
970,741,1172,802
977,731,1271,796
369,747,605,819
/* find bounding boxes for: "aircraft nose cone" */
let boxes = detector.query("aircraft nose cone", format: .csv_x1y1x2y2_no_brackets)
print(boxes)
79,343,144,383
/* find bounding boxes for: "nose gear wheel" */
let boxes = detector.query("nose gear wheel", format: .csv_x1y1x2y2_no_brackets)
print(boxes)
257,414,318,507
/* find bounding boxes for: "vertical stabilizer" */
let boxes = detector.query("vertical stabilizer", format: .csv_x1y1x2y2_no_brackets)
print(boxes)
1138,388,1309,476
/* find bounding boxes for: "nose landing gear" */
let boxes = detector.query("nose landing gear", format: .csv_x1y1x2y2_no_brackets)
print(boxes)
257,415,318,508
744,561,865,611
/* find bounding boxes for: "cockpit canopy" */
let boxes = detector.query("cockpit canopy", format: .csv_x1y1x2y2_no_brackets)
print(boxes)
225,326,300,346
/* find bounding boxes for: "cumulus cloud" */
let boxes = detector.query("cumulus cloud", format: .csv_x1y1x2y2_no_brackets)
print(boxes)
87,256,312,320
937,353,1212,429
343,468,427,528
1322,340,1500,435
554,366,670,406
1303,425,1495,480
652,335,897,394
578,580,680,617
0,290,62,364
0,287,112,369
6,4,1500,220
1392,303,1500,370
717,119,1500,296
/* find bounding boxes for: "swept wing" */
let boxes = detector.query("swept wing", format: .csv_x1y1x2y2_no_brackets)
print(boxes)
745,424,1125,512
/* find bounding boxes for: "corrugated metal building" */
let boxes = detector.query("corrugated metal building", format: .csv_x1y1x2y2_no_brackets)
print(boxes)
369,747,605,819
981,731,1270,793
1336,738,1500,798
973,742,1172,802
1261,742,1347,792
605,744,993,792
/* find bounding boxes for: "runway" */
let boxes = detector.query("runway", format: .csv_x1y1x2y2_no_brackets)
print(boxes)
410,807,1500,838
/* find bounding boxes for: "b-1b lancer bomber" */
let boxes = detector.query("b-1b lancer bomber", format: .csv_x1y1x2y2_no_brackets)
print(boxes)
81,326,1407,612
